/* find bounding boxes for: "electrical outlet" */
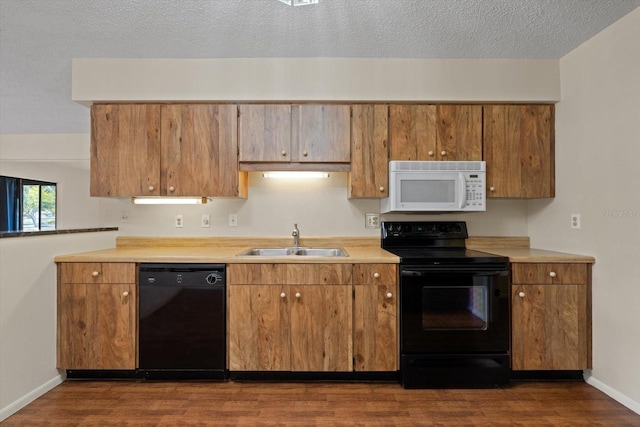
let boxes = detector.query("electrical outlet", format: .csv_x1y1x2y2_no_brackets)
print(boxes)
175,214,184,228
120,210,130,223
571,213,581,229
228,213,238,227
365,213,380,229
201,214,210,228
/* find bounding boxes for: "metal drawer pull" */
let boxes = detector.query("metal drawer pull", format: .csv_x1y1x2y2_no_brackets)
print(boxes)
280,292,286,298
295,292,301,299
92,271,100,277
549,271,557,277
122,291,129,297
518,291,525,298
373,272,380,279
386,292,393,299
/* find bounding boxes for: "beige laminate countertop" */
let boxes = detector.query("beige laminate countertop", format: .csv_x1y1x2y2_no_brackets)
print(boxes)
53,236,595,265
53,241,399,264
476,247,595,263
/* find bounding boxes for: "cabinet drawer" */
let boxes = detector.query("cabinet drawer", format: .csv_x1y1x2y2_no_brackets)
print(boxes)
228,264,352,285
59,262,136,284
512,263,588,285
353,264,397,285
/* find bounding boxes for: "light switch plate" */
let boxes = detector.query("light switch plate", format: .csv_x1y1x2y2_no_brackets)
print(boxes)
201,214,210,228
228,214,238,227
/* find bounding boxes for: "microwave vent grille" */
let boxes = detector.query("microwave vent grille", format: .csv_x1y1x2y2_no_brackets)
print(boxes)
390,161,485,172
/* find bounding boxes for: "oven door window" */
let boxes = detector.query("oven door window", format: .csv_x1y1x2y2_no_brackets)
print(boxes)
421,285,488,330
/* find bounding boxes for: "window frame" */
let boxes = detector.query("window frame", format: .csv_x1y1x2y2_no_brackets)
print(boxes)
1,175,57,232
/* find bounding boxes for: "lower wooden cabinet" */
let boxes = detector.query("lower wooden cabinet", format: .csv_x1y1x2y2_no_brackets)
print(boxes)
511,263,592,371
227,263,399,373
57,262,137,370
227,264,353,372
353,264,398,371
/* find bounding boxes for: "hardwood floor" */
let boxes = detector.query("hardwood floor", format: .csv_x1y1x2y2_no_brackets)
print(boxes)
3,380,639,426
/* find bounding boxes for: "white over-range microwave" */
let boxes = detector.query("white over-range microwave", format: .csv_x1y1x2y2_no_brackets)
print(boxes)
380,161,486,213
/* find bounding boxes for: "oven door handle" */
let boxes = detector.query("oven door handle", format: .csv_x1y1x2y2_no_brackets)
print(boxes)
401,268,508,276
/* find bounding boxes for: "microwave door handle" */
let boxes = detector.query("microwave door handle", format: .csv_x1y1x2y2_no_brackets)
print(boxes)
459,173,467,209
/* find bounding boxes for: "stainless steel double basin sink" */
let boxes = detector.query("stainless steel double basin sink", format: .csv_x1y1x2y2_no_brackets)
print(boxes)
236,247,349,257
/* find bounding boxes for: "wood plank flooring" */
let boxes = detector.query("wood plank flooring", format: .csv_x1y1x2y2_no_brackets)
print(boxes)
3,380,639,426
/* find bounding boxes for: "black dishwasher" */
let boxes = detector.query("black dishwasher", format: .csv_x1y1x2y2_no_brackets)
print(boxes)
138,263,226,379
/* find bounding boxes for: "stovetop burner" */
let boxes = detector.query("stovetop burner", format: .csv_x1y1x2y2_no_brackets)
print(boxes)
381,221,509,266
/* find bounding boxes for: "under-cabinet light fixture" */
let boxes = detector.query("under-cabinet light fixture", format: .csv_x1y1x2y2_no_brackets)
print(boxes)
262,171,330,179
131,197,208,205
277,0,320,6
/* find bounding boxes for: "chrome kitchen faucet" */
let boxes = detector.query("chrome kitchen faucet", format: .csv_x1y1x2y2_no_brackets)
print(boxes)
292,223,300,249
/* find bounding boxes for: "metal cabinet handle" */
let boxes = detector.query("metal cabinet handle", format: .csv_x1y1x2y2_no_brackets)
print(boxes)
280,292,286,298
148,185,154,191
92,271,100,277
379,186,385,192
169,186,175,192
281,150,287,156
122,291,129,297
428,150,434,156
489,186,496,192
441,150,447,156
373,272,380,279
386,292,393,299
549,271,557,278
295,292,301,299
302,151,308,157
518,291,525,298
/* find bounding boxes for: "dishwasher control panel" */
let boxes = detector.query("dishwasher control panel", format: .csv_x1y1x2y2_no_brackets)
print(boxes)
139,263,226,287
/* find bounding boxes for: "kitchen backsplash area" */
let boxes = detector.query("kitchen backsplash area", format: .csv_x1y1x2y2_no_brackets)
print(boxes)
100,172,530,237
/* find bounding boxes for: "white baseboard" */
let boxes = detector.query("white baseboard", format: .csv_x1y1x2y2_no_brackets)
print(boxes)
585,373,640,415
0,374,65,422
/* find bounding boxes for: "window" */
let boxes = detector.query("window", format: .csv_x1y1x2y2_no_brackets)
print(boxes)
1,175,57,232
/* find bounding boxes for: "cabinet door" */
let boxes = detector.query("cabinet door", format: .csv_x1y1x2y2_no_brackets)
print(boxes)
295,105,351,162
484,104,555,198
90,104,161,197
289,285,353,371
436,105,482,160
161,104,241,197
511,284,589,370
57,282,136,369
239,104,292,162
389,104,436,160
353,264,398,371
228,284,290,371
349,104,389,198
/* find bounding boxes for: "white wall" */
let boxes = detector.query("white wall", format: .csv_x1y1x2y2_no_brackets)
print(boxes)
102,172,528,238
0,231,118,421
528,7,640,413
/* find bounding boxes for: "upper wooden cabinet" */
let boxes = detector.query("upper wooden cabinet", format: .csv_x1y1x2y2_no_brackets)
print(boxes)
91,103,247,198
238,104,351,169
238,104,292,162
348,104,389,198
389,104,482,161
483,104,555,198
90,104,161,197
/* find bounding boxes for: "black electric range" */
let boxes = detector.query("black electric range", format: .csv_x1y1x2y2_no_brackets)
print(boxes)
382,221,511,388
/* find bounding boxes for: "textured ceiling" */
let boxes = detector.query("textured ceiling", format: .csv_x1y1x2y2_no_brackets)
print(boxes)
1,0,639,135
